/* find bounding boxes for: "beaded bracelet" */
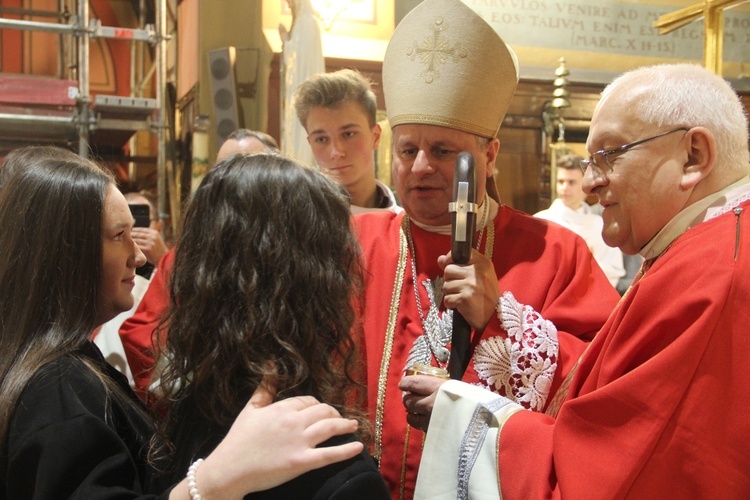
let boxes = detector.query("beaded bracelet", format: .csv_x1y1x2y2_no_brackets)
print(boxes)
187,458,204,500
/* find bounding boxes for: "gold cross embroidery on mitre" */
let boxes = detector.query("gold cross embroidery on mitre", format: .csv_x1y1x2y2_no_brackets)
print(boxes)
406,17,468,83
653,0,749,74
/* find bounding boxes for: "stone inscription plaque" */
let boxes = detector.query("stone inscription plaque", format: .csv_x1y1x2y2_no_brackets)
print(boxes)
467,0,749,64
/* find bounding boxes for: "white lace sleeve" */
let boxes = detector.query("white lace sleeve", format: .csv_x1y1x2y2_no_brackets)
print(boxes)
473,291,558,411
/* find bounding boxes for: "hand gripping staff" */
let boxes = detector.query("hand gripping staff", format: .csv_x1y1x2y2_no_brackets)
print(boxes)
447,151,478,380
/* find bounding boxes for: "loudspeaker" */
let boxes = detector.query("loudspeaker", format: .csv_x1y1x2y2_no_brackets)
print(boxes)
208,47,242,145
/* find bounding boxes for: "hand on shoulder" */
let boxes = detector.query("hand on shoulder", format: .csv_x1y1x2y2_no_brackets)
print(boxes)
170,385,362,499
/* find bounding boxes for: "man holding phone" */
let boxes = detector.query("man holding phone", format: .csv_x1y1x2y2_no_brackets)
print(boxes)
125,191,168,278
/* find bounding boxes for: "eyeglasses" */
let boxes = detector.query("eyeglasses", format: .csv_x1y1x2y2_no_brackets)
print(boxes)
579,127,689,179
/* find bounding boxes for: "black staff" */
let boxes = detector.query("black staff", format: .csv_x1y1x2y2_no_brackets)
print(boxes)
447,151,478,379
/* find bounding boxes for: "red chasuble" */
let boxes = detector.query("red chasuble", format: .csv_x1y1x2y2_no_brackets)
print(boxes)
498,201,750,497
120,248,175,401
354,206,619,499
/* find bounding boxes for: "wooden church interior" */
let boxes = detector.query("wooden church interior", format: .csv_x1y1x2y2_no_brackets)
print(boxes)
1,0,748,236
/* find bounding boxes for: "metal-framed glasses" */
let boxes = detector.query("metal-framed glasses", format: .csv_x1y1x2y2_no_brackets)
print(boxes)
579,127,689,178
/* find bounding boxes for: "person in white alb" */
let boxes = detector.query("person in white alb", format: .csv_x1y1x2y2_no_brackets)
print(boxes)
535,154,625,287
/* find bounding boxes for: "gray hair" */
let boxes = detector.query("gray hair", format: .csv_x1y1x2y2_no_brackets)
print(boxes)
601,64,749,174
226,129,279,152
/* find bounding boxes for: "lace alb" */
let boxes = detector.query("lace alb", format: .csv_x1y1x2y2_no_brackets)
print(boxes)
473,291,559,411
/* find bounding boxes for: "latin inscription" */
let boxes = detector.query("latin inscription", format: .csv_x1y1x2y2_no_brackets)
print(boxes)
468,0,749,62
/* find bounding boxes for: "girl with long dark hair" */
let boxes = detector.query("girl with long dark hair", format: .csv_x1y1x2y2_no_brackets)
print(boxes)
153,153,388,498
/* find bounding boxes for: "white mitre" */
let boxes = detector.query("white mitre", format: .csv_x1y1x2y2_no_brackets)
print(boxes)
383,0,520,139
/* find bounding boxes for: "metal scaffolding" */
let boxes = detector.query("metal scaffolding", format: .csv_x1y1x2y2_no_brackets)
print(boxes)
0,0,170,219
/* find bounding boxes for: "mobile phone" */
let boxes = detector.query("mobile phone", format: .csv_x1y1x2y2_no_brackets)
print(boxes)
129,203,156,278
129,204,151,228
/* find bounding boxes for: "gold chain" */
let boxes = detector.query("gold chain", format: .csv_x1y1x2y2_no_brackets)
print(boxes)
402,201,492,365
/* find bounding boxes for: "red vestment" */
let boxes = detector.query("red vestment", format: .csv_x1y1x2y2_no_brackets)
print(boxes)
119,248,174,400
354,207,618,498
499,201,750,498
